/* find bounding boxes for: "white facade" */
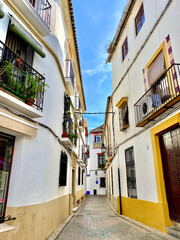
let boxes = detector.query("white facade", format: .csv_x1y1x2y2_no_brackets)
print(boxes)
0,0,87,239
86,126,106,195
105,0,180,234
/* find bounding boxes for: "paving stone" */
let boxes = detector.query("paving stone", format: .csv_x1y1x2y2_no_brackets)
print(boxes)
56,196,177,240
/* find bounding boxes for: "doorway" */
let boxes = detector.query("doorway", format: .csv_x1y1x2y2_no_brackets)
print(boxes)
160,127,180,222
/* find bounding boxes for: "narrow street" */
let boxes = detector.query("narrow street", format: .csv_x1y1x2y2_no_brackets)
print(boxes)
57,196,175,240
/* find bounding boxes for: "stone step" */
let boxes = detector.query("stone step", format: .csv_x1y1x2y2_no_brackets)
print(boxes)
167,226,180,239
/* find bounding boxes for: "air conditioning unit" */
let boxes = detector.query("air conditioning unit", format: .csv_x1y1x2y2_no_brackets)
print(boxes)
140,96,152,118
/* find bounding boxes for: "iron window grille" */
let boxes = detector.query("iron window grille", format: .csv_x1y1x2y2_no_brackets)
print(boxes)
59,152,68,186
98,155,105,169
122,37,128,61
118,101,129,131
100,177,106,188
82,170,84,185
125,147,137,199
135,3,145,36
78,166,81,185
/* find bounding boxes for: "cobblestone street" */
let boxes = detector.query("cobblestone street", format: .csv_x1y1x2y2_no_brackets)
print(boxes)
56,196,176,240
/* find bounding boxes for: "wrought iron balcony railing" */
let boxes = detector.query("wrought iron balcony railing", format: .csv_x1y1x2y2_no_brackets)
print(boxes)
0,41,45,111
28,0,51,29
134,64,180,126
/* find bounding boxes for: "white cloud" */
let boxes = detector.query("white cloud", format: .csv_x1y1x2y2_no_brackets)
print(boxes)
82,62,111,77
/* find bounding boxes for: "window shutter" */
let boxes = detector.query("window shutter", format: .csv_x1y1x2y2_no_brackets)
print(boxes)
148,51,166,85
25,46,34,66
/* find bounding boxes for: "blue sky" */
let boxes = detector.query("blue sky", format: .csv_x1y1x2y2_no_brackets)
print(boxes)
72,0,127,131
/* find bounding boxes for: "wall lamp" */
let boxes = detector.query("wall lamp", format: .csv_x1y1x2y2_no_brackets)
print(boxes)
101,143,106,153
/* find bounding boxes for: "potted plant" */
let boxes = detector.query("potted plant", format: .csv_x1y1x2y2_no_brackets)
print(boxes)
68,133,77,139
25,73,48,106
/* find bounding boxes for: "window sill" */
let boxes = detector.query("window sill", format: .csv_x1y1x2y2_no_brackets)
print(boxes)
0,223,15,234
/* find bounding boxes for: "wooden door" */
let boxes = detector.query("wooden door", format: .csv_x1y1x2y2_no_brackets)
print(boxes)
160,127,180,222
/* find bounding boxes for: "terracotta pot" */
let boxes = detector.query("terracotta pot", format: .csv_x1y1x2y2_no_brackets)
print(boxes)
62,132,68,138
26,97,34,106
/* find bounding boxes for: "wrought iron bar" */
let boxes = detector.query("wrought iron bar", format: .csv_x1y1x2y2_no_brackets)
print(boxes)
28,0,51,29
134,63,180,125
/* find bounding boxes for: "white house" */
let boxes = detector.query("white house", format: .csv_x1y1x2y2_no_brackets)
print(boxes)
86,125,106,195
0,0,87,239
104,0,180,237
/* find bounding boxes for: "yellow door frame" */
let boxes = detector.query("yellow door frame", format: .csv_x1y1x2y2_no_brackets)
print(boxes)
150,112,180,227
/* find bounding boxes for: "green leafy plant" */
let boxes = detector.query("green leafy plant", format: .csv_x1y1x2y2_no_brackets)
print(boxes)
68,133,77,139
25,73,48,101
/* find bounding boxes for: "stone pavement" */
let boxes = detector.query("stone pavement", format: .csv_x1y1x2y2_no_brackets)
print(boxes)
56,196,177,240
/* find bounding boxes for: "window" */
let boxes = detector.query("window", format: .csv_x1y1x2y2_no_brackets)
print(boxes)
98,155,105,169
135,3,145,35
59,152,68,186
118,100,129,131
0,133,15,223
82,170,84,185
100,177,106,188
125,147,137,198
95,135,101,143
122,37,128,61
78,166,81,185
5,28,34,66
147,50,169,105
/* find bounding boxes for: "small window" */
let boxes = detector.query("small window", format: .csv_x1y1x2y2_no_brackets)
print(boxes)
95,135,101,143
135,4,145,35
78,166,81,185
59,152,68,186
100,177,106,188
82,170,84,185
98,155,105,169
122,37,128,61
125,147,137,199
118,101,129,131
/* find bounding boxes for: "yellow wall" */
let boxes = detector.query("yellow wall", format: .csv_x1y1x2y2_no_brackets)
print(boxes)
115,113,180,233
0,194,71,240
117,196,171,233
76,189,86,204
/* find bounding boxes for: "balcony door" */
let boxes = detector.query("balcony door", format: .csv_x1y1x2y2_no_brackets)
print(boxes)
0,132,15,223
160,127,180,222
5,29,34,66
147,50,171,105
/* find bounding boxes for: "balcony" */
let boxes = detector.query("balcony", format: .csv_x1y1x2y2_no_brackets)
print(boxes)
134,64,180,127
0,41,45,113
12,0,51,36
65,60,74,96
61,114,77,147
28,0,51,29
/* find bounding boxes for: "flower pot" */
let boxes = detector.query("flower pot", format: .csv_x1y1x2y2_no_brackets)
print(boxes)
26,97,35,106
62,132,68,138
16,58,23,70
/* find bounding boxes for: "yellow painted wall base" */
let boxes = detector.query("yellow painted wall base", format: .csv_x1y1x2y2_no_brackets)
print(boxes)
0,194,71,240
117,196,172,233
76,189,86,205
